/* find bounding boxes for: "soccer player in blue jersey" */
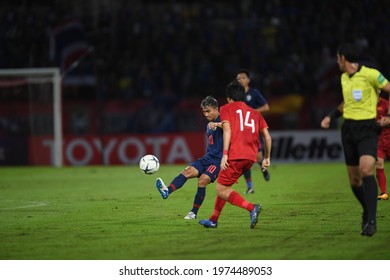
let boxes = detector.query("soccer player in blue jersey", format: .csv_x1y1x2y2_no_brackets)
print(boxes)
237,69,270,194
156,96,223,220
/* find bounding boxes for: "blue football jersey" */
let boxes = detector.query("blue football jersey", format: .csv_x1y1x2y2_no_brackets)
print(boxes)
204,115,223,161
245,87,267,109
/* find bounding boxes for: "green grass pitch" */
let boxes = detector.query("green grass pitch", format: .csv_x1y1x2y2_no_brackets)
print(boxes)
0,163,389,260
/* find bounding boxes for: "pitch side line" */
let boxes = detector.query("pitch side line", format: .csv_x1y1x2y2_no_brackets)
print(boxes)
0,201,48,210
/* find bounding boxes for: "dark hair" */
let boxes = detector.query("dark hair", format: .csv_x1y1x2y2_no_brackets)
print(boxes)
337,43,361,63
200,95,218,108
225,80,245,101
237,68,250,78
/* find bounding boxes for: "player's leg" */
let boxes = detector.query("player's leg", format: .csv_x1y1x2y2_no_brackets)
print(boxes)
376,139,388,200
217,183,253,211
185,174,210,219
243,169,254,194
198,195,226,228
198,166,236,228
218,160,261,228
216,182,261,228
172,166,198,192
376,157,388,200
156,165,198,199
186,163,220,219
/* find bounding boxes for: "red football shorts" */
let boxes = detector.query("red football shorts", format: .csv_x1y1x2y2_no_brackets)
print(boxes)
217,159,255,186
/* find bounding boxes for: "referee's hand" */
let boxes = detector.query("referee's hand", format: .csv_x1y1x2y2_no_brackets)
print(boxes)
321,116,331,129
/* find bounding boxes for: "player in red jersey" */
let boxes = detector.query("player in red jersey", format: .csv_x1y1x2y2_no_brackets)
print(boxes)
376,93,390,200
198,80,272,229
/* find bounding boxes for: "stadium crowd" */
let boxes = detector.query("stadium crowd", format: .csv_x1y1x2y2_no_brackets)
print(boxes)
1,0,390,133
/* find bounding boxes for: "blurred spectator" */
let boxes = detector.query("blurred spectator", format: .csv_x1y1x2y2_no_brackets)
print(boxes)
1,0,390,132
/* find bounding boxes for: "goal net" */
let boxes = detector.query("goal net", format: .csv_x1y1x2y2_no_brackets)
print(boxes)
0,68,63,167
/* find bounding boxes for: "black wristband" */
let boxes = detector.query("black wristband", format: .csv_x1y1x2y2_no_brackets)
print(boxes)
327,108,342,120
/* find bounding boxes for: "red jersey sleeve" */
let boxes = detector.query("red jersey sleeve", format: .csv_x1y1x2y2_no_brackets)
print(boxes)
219,106,230,123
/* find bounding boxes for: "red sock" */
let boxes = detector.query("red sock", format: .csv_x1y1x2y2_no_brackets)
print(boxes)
227,191,254,212
209,196,227,222
376,168,387,193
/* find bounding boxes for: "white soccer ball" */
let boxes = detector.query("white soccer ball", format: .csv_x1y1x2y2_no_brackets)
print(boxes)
139,154,160,175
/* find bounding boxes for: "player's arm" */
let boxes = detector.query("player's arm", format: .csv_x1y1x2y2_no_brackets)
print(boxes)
254,103,269,113
253,91,270,113
375,79,390,126
378,118,390,127
260,127,272,169
321,102,344,129
220,121,230,171
377,89,390,127
208,122,223,130
381,82,390,114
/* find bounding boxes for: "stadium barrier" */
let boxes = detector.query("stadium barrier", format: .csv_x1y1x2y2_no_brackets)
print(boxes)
23,130,343,166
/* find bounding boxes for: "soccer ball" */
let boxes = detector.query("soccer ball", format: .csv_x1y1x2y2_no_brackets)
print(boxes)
139,154,160,174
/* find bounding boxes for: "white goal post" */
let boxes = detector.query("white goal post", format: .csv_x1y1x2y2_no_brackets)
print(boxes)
0,68,63,167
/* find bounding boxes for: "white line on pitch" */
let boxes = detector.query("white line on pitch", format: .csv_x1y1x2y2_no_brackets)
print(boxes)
0,201,48,210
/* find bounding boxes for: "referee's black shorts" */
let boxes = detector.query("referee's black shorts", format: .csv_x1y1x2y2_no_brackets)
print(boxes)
341,118,380,166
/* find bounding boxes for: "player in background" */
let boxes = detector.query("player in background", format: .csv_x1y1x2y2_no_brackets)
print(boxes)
376,92,390,200
236,69,270,194
155,96,223,220
199,80,272,229
321,43,390,237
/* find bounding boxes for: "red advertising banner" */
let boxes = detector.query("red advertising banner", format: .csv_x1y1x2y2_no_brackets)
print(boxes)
29,132,206,166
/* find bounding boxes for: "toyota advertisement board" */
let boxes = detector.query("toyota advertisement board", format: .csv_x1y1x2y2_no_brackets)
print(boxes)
24,130,344,166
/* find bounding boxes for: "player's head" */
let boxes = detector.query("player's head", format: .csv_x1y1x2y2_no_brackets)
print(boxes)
226,80,245,102
337,43,361,71
200,96,219,121
236,68,250,88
